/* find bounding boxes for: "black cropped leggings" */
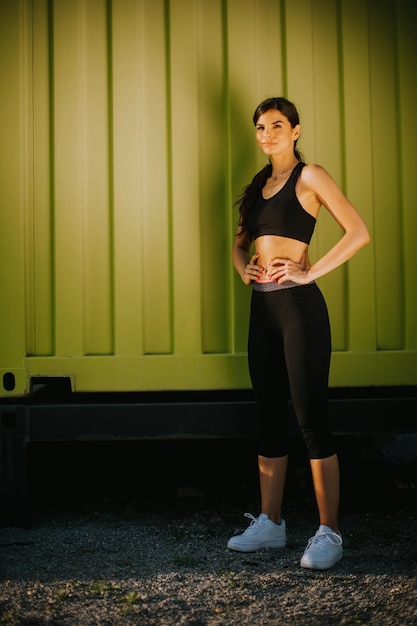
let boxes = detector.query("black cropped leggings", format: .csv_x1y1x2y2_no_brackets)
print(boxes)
248,282,336,460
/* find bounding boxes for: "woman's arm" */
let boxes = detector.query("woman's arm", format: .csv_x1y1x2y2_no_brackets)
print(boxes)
232,229,263,285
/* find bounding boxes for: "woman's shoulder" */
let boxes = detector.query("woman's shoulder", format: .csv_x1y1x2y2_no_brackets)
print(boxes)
300,162,326,175
299,163,333,187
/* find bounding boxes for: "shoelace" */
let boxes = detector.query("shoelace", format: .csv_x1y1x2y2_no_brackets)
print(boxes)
306,531,342,550
242,513,267,534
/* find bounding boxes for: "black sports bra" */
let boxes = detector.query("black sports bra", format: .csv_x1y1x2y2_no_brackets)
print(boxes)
248,161,316,244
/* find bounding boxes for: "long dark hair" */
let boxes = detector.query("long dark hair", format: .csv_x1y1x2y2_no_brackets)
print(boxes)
235,97,303,237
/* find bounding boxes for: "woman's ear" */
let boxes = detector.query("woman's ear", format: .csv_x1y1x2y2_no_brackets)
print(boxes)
293,124,301,140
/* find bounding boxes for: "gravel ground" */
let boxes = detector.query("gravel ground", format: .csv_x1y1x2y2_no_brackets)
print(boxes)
1,437,416,625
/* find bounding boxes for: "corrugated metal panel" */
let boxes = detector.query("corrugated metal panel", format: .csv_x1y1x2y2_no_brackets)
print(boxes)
0,0,416,397
0,0,31,395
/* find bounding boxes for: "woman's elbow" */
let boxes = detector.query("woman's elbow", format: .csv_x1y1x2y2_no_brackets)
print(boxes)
347,224,370,253
354,221,371,248
361,225,371,247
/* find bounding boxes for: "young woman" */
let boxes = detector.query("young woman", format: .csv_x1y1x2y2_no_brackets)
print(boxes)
228,97,370,570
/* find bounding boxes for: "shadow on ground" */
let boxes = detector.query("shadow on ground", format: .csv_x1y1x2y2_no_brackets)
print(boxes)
22,436,417,524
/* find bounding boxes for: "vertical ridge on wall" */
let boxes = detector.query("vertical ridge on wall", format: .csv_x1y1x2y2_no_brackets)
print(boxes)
0,0,30,381
111,0,173,357
52,0,84,357
197,0,230,354
82,0,112,356
164,0,175,356
309,0,348,352
222,0,236,356
31,0,51,356
169,0,202,355
106,0,116,358
111,0,144,357
139,0,172,355
340,0,376,353
279,0,288,94
397,0,417,351
369,0,404,350
52,0,113,357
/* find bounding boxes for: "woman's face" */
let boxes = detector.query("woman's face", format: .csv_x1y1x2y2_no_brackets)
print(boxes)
255,108,300,157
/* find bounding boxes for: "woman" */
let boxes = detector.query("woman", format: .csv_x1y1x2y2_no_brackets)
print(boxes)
228,97,370,570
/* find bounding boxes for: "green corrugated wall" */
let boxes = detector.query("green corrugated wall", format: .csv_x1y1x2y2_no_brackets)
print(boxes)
0,0,416,396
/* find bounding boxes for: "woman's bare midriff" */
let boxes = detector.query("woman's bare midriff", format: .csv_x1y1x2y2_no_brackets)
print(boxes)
254,235,308,281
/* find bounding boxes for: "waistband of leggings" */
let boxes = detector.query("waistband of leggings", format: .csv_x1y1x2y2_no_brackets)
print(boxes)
253,280,315,292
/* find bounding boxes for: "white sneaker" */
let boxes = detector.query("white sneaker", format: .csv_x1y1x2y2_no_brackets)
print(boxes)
300,525,343,570
227,513,286,552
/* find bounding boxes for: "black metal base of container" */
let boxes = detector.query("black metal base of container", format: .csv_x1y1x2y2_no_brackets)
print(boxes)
1,380,416,526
